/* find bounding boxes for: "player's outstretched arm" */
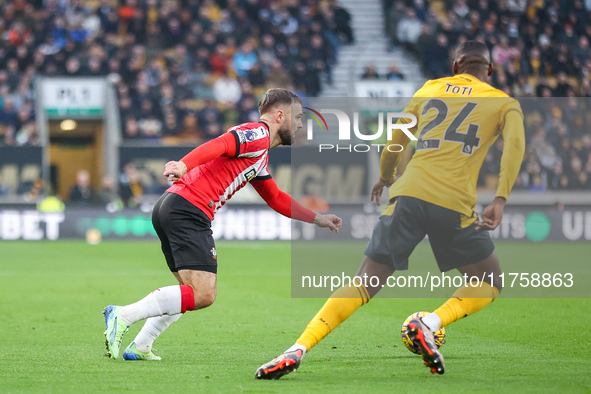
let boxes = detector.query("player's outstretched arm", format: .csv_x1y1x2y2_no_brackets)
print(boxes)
371,118,417,205
163,132,238,181
476,109,525,231
250,178,342,233
496,110,526,201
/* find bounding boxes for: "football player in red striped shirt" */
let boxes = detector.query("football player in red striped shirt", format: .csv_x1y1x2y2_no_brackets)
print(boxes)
102,88,342,361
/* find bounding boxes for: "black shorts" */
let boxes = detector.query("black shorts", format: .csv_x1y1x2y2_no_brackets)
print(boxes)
152,192,218,274
364,196,495,272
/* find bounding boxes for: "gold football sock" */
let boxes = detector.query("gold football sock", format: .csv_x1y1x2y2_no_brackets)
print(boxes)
433,281,500,328
296,282,370,351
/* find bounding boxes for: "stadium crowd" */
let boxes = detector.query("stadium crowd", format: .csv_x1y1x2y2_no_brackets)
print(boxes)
0,0,589,197
385,0,591,98
111,0,352,144
478,98,591,191
0,0,351,148
0,0,352,199
382,0,591,191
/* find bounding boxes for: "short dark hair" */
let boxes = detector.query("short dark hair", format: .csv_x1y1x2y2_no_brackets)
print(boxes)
258,88,302,114
454,40,491,64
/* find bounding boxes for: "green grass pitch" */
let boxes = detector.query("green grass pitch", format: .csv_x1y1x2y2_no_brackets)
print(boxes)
1,241,590,393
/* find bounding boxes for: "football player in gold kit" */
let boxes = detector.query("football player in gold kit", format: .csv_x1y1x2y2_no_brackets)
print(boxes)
256,41,526,378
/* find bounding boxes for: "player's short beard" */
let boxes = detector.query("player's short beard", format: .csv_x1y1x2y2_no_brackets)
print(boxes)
278,125,293,145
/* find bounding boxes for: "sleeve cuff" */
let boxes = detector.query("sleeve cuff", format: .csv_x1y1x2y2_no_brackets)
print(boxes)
230,130,240,158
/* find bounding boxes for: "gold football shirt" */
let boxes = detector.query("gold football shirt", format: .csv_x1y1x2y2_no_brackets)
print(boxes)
381,73,526,216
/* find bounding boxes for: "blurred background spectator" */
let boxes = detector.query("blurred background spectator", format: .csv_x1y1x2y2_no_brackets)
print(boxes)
332,2,354,44
361,64,381,80
386,63,405,80
0,173,10,196
119,163,143,207
69,169,94,204
98,175,120,206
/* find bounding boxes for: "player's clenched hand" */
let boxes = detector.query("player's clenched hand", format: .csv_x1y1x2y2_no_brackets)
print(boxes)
475,197,506,231
370,178,395,206
313,214,343,234
163,160,188,182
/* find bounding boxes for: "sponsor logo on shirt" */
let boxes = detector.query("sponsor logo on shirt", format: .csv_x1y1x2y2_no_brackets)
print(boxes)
236,127,266,144
243,130,257,141
245,168,256,181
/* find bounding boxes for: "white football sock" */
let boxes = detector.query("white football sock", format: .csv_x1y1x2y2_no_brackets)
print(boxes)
133,313,183,352
422,312,442,332
285,343,307,357
120,286,183,326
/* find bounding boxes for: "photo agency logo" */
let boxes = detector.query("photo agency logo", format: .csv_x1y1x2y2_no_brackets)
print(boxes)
303,107,418,153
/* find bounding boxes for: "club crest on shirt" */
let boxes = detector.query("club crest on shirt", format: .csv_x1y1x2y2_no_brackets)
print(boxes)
211,247,217,259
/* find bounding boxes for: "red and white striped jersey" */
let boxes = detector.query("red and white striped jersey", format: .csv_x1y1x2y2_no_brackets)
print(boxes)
167,122,271,220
